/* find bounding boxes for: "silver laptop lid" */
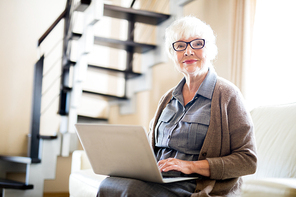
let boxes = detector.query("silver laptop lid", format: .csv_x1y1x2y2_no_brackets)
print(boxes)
75,124,164,183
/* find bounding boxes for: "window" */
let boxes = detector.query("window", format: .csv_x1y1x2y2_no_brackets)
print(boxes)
247,0,296,108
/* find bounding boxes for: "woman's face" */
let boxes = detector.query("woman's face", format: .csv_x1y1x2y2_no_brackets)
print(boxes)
173,37,208,77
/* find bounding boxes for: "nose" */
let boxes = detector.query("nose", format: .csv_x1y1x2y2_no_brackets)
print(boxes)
184,45,194,56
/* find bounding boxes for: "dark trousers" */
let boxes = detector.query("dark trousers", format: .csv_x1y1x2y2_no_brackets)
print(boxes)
97,177,196,197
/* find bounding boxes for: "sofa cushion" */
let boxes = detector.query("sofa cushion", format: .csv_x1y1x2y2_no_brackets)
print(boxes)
242,178,296,197
69,169,107,197
246,103,296,180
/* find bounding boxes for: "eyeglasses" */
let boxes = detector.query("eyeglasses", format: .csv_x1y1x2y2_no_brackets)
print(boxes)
172,39,205,51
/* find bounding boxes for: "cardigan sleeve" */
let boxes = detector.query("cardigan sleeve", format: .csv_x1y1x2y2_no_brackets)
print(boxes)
206,78,257,180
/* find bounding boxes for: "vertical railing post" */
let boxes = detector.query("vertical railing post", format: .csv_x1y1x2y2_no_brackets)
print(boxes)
59,0,72,115
124,14,135,97
29,55,44,163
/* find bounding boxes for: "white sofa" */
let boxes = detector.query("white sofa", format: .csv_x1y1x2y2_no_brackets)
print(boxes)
241,103,296,196
69,103,296,197
69,150,107,197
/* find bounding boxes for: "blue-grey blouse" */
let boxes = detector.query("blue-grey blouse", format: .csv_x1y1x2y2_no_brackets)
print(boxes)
155,68,217,176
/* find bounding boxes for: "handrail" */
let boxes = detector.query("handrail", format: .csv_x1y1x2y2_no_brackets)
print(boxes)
130,0,136,8
37,9,67,46
38,0,93,46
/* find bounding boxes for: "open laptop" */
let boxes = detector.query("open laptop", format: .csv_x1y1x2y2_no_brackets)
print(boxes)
75,123,201,183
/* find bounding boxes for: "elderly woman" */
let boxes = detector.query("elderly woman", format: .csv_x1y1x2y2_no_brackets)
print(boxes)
98,16,257,197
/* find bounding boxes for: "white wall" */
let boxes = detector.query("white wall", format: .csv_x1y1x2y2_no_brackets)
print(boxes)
0,0,66,155
184,0,236,81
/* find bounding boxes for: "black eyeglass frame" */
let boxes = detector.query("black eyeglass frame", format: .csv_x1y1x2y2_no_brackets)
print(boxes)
172,39,205,51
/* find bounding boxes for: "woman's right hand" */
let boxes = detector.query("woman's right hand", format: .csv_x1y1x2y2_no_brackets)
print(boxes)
158,158,210,177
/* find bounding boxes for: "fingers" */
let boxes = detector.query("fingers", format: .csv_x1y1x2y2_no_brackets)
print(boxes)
157,158,175,165
158,158,193,174
158,158,180,172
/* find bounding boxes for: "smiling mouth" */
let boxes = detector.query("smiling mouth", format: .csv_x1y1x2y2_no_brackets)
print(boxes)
183,60,197,64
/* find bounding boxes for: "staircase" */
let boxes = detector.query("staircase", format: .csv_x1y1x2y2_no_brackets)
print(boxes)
60,0,171,156
0,0,174,196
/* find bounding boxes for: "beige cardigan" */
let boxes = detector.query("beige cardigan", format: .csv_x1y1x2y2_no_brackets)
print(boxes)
148,77,257,197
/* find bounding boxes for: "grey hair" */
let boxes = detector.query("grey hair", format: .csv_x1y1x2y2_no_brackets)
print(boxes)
165,16,218,63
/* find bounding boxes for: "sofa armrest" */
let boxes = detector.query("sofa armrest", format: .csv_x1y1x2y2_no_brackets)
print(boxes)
70,151,107,197
71,150,91,173
242,178,296,197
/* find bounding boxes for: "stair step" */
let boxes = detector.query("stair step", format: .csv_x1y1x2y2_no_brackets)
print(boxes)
82,90,127,100
77,115,108,124
88,64,142,79
63,86,128,100
74,0,91,12
68,61,141,79
0,155,32,164
0,178,33,190
39,135,58,140
72,33,156,53
103,4,170,25
0,135,57,164
93,36,156,53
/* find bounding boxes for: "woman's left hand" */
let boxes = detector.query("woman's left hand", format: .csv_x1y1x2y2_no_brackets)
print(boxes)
157,158,211,177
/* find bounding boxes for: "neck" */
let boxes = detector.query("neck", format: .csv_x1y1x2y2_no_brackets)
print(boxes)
183,68,208,93
182,69,208,106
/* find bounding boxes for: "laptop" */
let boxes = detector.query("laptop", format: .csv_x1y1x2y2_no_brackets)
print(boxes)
75,123,201,183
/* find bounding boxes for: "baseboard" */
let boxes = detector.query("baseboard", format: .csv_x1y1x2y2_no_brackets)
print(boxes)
43,192,69,197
